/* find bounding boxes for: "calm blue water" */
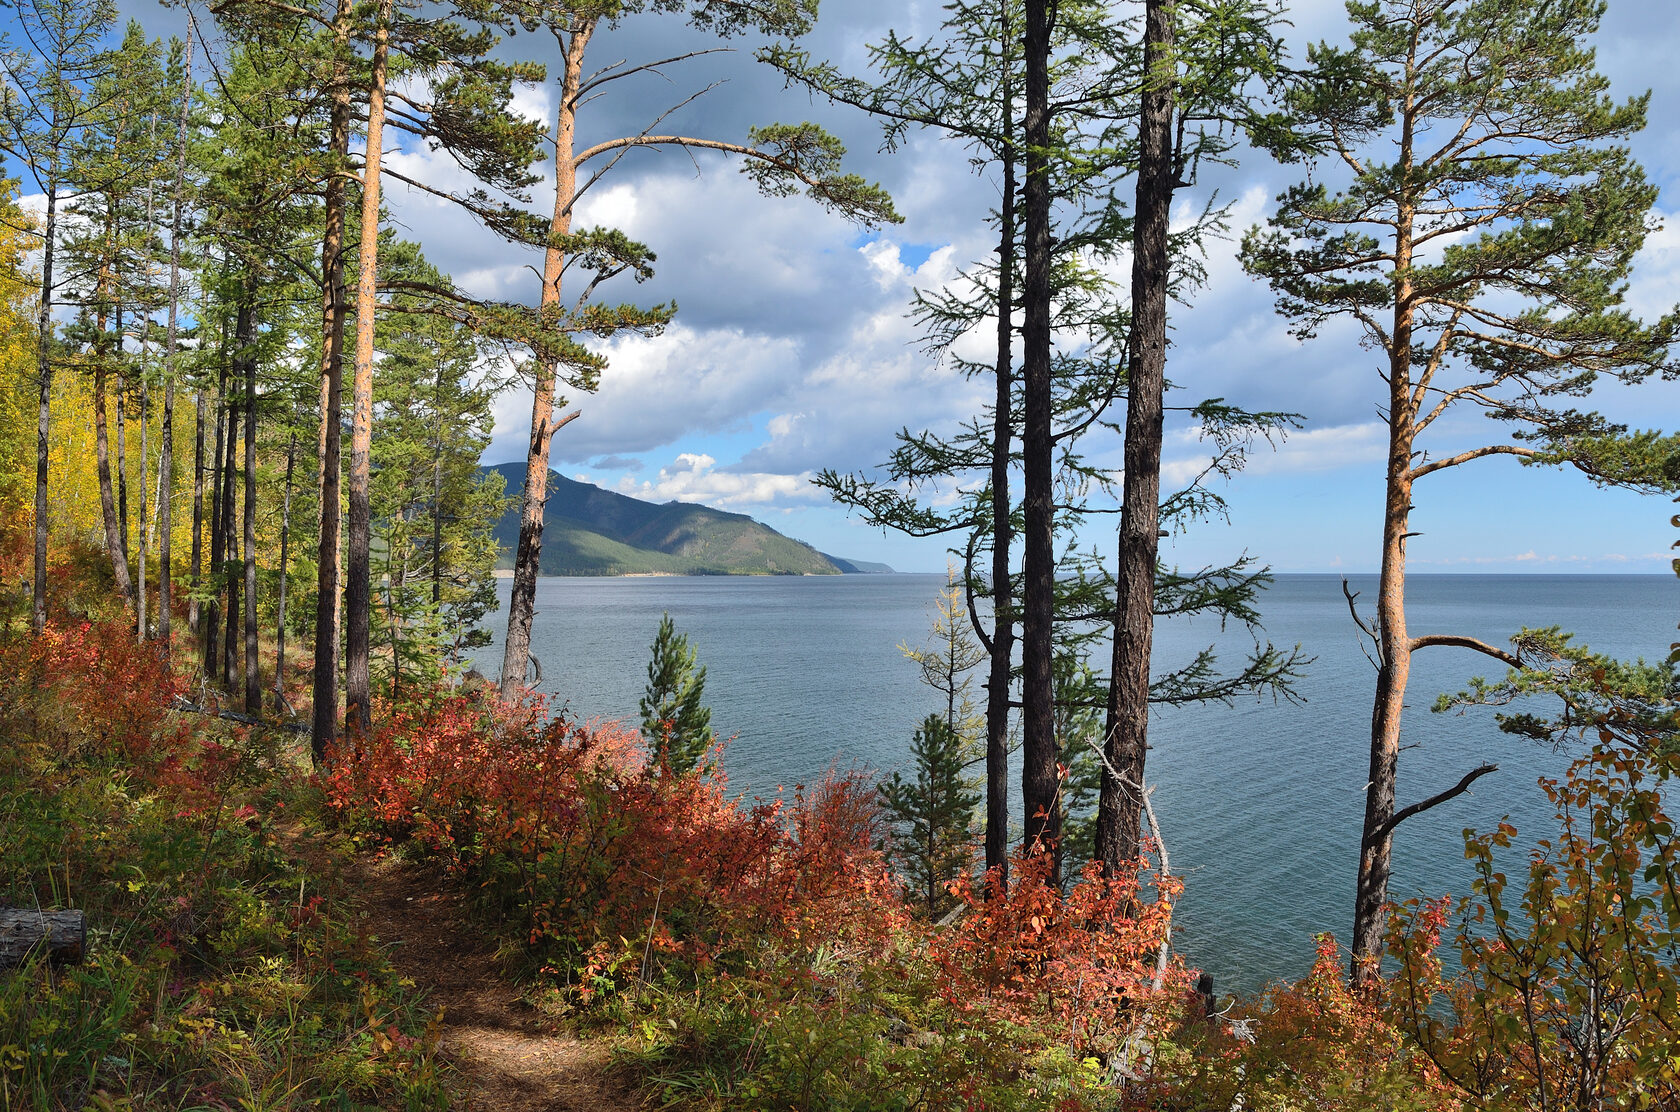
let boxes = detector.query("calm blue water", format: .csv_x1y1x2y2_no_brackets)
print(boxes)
471,573,1676,993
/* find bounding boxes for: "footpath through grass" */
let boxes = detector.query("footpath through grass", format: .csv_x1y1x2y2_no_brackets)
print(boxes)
0,565,450,1111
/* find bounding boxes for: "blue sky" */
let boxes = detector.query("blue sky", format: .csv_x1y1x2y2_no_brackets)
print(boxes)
23,0,1680,574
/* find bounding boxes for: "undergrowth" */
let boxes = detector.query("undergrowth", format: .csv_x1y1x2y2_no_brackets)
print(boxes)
0,547,449,1112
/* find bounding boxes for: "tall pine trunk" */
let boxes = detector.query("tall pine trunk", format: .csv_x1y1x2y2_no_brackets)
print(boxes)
240,296,260,712
94,354,134,604
93,236,134,606
500,20,595,699
158,21,193,645
32,186,58,633
275,430,295,714
345,0,393,736
204,379,225,676
189,387,205,634
137,351,149,640
220,378,239,688
115,312,130,566
1097,0,1174,879
1350,186,1419,985
1019,0,1059,881
312,0,354,763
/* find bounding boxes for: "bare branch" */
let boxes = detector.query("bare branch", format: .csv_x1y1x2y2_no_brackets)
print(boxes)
1342,577,1383,670
1408,633,1522,668
1372,763,1498,844
1410,443,1538,480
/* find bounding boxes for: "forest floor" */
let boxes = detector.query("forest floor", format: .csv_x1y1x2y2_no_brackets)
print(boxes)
297,828,645,1112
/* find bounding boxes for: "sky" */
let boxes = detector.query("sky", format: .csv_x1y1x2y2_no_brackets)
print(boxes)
26,0,1680,573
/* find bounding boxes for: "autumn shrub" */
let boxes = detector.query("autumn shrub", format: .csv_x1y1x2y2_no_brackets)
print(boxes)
1136,932,1461,1112
622,848,1189,1111
1384,740,1680,1111
0,609,448,1110
323,683,901,989
0,611,188,774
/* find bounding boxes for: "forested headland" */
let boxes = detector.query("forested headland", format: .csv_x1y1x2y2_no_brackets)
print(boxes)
3,0,1680,1108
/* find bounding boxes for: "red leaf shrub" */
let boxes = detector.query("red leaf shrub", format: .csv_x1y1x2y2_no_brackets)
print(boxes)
322,684,901,984
0,614,189,768
934,851,1186,1053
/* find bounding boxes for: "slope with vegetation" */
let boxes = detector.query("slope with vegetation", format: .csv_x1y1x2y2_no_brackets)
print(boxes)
488,462,869,577
3,0,1680,1107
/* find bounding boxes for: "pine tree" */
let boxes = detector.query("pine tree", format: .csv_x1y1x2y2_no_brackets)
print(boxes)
1241,0,1680,983
495,0,900,700
879,714,981,916
638,613,712,775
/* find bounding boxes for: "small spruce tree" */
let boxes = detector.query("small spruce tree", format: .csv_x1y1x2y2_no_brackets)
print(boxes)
879,714,981,917
638,613,712,775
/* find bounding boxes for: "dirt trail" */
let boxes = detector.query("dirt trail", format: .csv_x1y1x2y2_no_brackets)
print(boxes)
339,850,643,1112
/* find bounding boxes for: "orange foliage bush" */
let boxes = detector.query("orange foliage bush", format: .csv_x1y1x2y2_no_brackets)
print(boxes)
935,853,1184,1052
322,685,901,983
0,613,189,767
1137,933,1461,1111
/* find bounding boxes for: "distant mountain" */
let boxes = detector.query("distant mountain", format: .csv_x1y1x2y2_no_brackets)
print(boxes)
487,462,893,577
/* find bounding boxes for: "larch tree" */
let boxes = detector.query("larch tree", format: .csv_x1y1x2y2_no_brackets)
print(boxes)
0,0,119,632
769,0,1023,888
1241,0,1680,983
1095,0,1291,881
495,0,899,701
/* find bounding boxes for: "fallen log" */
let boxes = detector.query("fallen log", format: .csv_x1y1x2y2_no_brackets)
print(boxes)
0,908,87,968
169,696,311,735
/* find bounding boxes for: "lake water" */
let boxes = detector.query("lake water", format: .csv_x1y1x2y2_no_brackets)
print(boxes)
469,572,1677,993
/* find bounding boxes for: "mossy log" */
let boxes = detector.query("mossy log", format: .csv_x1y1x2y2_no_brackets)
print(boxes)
0,908,86,967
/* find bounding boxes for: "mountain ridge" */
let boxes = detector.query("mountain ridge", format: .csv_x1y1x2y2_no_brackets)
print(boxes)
486,462,892,577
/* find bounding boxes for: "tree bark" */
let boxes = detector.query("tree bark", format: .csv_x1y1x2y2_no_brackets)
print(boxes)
345,0,393,737
220,373,240,689
115,325,129,566
985,81,1016,893
1097,0,1175,880
94,356,134,605
276,431,294,715
0,909,85,968
137,342,149,640
1019,0,1059,882
241,295,260,713
500,19,595,700
189,387,204,634
158,16,194,647
313,0,354,763
32,186,57,633
204,378,225,677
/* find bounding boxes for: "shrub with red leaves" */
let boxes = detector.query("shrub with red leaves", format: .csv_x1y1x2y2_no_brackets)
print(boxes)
322,684,900,984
